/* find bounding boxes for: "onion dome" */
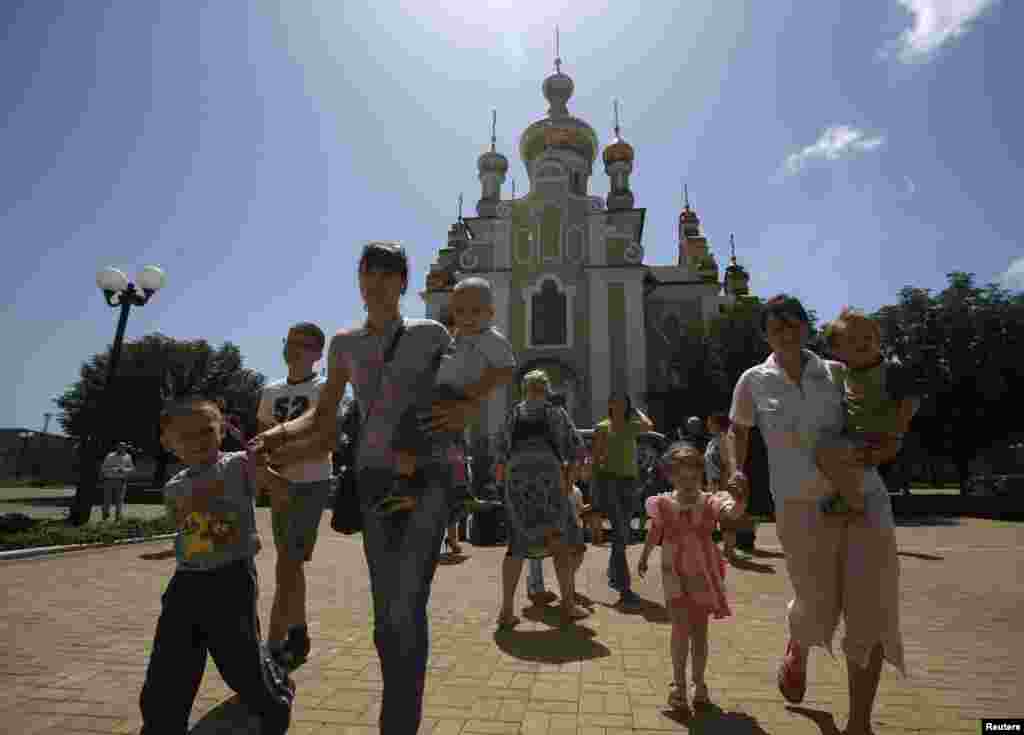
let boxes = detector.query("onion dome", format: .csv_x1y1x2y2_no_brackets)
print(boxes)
602,98,635,165
477,148,509,175
518,46,598,166
724,234,751,296
603,136,634,165
478,109,508,174
543,71,574,117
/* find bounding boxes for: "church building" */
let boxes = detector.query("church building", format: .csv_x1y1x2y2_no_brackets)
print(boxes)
421,52,754,446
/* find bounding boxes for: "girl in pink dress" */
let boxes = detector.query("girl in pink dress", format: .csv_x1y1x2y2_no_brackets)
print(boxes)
638,442,747,715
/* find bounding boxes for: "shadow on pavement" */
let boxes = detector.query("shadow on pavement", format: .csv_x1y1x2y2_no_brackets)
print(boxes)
785,705,842,734
663,702,772,734
749,548,786,559
493,625,611,664
140,549,176,560
189,697,261,734
897,550,945,561
728,556,777,574
594,594,671,623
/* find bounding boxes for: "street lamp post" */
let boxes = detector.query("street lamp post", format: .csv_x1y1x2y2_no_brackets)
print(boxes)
68,265,167,526
16,431,34,480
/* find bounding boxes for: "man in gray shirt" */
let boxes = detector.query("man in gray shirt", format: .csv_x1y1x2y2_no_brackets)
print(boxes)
250,242,483,735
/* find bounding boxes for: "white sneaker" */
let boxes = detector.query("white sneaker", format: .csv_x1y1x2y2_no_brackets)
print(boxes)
692,682,710,706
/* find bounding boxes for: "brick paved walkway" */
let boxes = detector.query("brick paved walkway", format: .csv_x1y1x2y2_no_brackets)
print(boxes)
1,513,1021,734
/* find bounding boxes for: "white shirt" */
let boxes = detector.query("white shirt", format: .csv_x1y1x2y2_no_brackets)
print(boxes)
102,451,134,480
258,374,335,483
435,326,517,391
729,349,888,505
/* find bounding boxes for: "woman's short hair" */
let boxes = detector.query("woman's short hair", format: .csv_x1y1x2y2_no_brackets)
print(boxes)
759,293,810,334
359,241,409,294
821,306,881,350
522,369,550,393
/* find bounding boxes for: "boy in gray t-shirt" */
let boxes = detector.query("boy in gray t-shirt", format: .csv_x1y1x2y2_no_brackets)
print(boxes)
138,396,294,735
384,277,516,514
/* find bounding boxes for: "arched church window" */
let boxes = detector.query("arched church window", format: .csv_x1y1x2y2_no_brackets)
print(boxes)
531,279,567,346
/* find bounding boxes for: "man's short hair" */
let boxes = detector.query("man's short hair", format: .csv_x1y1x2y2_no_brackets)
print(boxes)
289,321,326,351
759,293,810,334
453,276,494,306
359,241,409,294
821,307,881,349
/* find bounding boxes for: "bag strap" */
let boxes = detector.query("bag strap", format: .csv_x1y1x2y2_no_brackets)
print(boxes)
359,321,406,438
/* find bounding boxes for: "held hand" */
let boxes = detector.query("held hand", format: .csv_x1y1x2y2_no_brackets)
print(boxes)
638,556,649,579
726,470,749,500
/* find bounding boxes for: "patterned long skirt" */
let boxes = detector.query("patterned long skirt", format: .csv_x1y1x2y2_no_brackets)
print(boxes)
504,448,568,559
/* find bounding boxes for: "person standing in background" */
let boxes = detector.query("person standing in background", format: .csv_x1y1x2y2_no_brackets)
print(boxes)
101,442,134,522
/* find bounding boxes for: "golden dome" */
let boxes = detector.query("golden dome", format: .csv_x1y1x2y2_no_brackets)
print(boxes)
602,137,634,165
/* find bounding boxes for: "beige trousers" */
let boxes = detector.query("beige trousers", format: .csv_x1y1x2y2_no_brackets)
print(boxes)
776,491,905,674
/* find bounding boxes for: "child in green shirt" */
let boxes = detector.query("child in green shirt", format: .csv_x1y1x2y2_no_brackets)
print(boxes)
816,308,922,514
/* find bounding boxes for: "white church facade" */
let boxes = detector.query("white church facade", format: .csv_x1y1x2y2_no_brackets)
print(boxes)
421,55,753,447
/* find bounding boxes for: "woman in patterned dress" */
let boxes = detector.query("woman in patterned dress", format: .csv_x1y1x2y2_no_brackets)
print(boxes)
494,370,587,627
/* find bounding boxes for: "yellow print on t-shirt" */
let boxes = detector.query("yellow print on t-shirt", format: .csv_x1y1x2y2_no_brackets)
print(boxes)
174,478,241,560
180,509,242,559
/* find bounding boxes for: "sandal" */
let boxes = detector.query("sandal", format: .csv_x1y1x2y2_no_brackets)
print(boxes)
497,613,520,630
692,682,710,706
559,604,589,626
777,639,807,704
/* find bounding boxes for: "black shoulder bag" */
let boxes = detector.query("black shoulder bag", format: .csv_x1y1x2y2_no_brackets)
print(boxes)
330,322,406,534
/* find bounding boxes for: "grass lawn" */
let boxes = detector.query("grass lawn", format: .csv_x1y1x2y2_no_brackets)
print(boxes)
0,513,176,551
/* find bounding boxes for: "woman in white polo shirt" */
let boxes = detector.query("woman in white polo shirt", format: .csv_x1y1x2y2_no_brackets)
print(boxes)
724,294,904,735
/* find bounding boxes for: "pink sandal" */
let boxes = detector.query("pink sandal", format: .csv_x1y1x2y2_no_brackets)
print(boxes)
777,640,807,704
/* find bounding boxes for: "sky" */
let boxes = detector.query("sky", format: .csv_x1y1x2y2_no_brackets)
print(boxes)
2,0,1020,434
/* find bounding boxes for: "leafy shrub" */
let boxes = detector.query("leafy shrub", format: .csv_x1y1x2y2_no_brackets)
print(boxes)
0,513,177,551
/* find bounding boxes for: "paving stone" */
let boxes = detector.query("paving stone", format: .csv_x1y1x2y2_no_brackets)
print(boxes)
1,511,1021,734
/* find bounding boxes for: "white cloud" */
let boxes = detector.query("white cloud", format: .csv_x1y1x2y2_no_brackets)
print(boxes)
784,126,885,175
998,256,1024,292
887,0,999,63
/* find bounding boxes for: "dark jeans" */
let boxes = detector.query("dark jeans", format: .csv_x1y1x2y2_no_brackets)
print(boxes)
139,559,294,735
597,474,637,594
359,464,450,735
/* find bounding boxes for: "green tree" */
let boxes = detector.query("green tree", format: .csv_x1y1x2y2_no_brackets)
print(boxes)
870,272,1024,493
54,334,266,522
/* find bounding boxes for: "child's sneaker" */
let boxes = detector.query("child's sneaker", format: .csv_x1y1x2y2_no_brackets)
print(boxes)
667,682,688,713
